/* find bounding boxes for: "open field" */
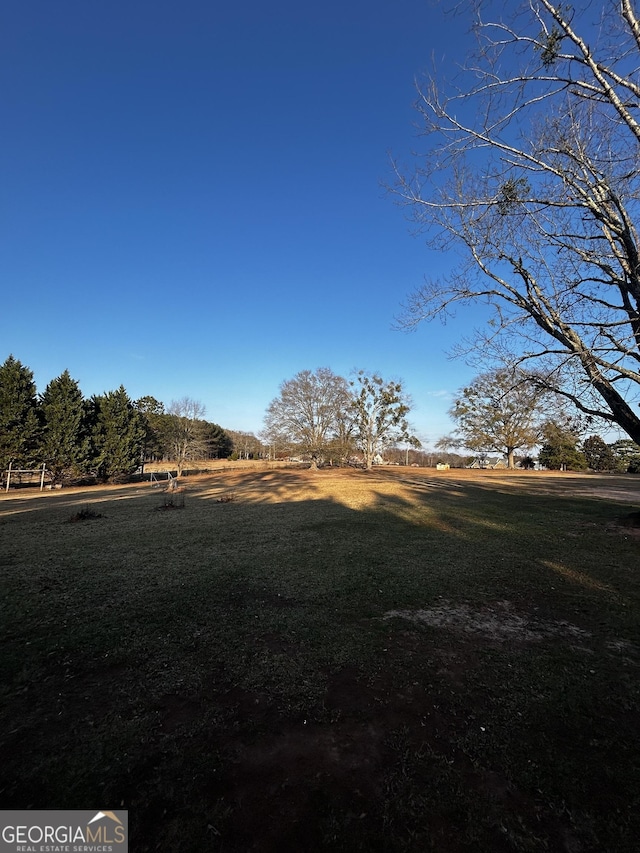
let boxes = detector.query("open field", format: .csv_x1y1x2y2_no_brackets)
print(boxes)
1,467,639,851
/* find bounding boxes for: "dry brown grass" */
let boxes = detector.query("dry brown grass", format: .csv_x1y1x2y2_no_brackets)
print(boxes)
5,463,638,507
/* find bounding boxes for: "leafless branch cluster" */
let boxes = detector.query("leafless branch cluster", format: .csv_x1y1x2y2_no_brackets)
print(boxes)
394,0,640,442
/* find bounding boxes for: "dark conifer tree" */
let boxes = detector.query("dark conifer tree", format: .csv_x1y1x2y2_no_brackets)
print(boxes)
582,435,615,472
538,421,587,471
199,421,233,459
39,370,88,483
89,386,146,482
0,355,41,471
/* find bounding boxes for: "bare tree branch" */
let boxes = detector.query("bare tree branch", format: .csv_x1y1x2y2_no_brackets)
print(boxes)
393,0,640,444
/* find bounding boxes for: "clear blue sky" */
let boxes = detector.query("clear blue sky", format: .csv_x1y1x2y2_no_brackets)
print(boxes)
2,0,484,446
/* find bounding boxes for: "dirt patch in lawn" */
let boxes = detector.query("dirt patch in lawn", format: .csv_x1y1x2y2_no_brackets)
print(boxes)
384,599,591,643
606,509,640,539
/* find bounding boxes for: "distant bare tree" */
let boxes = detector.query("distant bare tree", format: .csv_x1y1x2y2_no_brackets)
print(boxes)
446,369,547,468
166,397,208,476
227,430,262,460
263,368,352,469
394,0,640,445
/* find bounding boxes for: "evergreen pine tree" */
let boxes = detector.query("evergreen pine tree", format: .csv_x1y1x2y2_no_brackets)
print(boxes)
89,386,146,482
201,421,233,459
610,439,640,473
538,421,587,471
582,435,616,472
133,396,166,465
39,370,88,483
0,355,41,471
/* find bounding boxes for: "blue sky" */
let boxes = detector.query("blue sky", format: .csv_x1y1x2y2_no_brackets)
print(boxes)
2,0,485,446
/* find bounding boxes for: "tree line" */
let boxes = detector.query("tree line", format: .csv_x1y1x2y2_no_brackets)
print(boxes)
262,365,640,472
0,358,420,482
440,367,640,472
5,350,637,484
0,355,235,484
261,368,420,470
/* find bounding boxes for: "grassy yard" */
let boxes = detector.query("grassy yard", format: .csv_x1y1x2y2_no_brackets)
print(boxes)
1,467,639,852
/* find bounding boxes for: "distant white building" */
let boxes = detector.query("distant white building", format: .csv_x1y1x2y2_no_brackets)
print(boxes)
468,456,507,470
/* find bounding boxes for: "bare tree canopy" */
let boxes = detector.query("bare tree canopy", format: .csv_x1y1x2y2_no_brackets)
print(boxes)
167,397,208,476
263,368,353,467
394,0,640,443
444,368,547,468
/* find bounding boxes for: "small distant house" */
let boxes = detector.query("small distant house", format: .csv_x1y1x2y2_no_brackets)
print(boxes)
436,462,450,471
468,456,507,470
